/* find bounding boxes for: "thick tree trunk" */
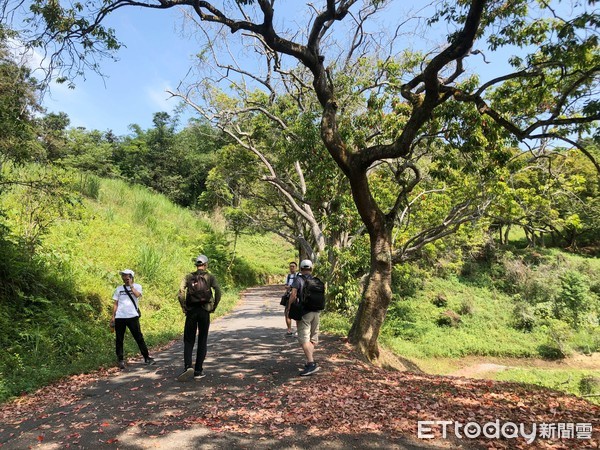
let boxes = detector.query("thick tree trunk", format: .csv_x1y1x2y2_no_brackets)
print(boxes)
348,230,393,361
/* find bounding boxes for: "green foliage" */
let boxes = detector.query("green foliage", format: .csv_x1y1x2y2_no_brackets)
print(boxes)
494,368,600,405
76,173,101,199
0,176,292,402
373,248,600,359
538,319,573,359
392,263,427,299
488,147,600,248
554,270,594,328
0,30,43,165
0,163,85,253
579,375,600,396
136,243,163,284
322,236,370,314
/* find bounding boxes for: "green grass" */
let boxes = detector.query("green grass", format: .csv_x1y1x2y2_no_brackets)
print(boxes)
318,248,599,403
494,368,600,404
0,177,294,402
380,276,546,358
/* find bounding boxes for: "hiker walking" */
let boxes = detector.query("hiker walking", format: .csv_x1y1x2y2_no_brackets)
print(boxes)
176,254,221,381
288,259,325,376
111,269,155,370
282,261,297,336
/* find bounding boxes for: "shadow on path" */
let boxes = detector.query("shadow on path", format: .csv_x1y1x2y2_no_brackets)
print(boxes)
0,286,443,450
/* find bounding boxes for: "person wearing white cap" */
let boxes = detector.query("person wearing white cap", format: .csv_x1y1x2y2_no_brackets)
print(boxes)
176,254,221,381
288,259,321,376
111,269,155,369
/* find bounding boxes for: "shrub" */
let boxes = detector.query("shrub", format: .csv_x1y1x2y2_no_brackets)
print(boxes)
579,375,600,395
436,310,461,327
392,263,426,298
77,174,101,200
553,270,593,327
512,301,536,332
501,256,531,294
533,301,554,321
387,300,415,322
538,319,573,359
133,199,155,224
136,244,163,283
432,293,448,307
458,298,475,315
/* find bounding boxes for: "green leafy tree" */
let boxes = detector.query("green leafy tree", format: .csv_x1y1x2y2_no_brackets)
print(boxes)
112,114,222,206
554,270,594,328
487,143,600,248
37,112,70,162
0,26,43,169
11,0,599,361
192,82,358,264
59,128,119,177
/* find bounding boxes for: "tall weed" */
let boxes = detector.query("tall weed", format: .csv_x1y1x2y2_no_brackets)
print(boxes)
137,244,164,283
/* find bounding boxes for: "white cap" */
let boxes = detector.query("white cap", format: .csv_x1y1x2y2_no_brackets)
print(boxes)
119,269,135,277
300,259,313,269
194,254,209,265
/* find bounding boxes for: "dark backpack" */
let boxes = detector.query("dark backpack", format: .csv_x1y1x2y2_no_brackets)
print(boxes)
186,273,212,304
300,275,326,311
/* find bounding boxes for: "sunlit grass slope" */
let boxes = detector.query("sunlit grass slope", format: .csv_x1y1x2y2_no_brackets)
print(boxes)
0,177,294,402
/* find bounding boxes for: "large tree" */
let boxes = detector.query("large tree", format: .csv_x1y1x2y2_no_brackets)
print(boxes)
8,0,599,360
0,25,43,169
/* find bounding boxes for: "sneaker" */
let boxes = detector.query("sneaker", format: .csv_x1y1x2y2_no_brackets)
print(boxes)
118,360,125,370
176,367,194,382
299,362,320,376
145,357,156,366
194,371,206,380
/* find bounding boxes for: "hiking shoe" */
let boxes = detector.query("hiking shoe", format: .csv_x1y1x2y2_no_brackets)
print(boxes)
145,357,156,366
194,371,206,380
118,360,125,370
300,362,320,376
176,367,194,382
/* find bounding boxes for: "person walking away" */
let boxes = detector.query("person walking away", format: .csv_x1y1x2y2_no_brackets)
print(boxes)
288,259,324,376
283,261,297,336
111,269,155,369
177,254,221,381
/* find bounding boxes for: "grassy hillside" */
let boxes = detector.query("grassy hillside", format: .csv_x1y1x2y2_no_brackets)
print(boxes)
322,247,600,401
0,176,294,402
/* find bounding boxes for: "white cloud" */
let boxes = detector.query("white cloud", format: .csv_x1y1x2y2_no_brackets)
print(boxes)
146,81,178,112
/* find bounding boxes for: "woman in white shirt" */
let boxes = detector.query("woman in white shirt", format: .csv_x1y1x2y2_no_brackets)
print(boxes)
111,269,155,369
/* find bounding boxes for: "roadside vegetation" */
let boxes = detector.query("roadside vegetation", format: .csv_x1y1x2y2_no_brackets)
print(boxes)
0,18,598,407
0,176,293,402
322,245,600,402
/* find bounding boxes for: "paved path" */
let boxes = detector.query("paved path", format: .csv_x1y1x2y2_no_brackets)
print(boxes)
0,286,439,449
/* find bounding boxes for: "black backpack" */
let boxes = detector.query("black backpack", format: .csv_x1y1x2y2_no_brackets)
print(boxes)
300,275,326,311
186,273,212,304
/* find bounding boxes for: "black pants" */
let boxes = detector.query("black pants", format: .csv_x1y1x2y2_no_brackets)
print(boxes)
115,317,150,361
183,307,210,372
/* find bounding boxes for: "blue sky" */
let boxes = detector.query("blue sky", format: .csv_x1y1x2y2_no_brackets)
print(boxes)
37,2,442,137
34,1,525,137
41,8,200,136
